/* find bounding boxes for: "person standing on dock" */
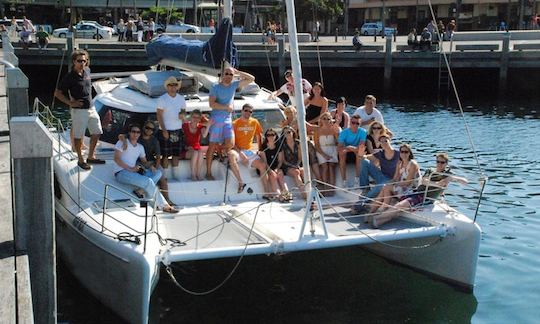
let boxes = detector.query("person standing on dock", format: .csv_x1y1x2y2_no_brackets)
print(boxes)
54,50,104,170
205,67,255,181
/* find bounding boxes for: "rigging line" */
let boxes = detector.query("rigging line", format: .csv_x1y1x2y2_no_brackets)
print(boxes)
426,0,483,175
165,203,266,296
252,0,277,91
311,4,324,86
51,48,67,109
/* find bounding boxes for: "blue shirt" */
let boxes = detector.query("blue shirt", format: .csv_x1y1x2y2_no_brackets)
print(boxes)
209,79,240,123
374,149,400,179
338,127,367,147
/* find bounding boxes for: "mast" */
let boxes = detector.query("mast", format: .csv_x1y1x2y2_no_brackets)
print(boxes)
284,0,312,196
223,0,233,21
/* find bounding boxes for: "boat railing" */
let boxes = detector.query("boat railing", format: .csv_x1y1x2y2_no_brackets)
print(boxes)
102,183,157,253
32,98,76,161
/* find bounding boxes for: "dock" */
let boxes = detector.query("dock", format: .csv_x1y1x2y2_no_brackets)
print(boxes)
0,57,34,324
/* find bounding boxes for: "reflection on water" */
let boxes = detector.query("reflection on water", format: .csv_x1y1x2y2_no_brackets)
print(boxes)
56,102,540,323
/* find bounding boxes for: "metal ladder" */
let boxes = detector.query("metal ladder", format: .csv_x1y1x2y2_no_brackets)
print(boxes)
437,39,453,104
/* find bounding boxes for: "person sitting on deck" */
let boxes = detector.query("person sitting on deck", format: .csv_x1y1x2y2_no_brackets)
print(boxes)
113,124,178,214
280,126,307,200
357,132,400,199
407,28,418,49
330,96,350,129
182,109,210,181
259,128,291,202
337,114,367,188
370,153,468,228
230,103,274,198
353,95,385,131
352,29,362,52
366,143,421,216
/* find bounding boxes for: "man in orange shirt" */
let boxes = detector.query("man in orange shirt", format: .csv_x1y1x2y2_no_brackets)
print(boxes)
229,103,272,197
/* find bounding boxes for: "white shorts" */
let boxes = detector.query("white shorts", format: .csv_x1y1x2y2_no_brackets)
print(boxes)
242,150,260,168
71,107,103,139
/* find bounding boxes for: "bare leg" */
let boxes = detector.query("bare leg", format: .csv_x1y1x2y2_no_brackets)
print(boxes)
338,148,347,184
226,150,244,189
87,134,100,160
188,150,198,180
205,143,216,179
328,162,336,196
74,138,84,164
373,199,412,228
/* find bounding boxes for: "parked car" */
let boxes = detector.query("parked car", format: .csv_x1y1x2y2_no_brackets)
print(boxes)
165,22,201,33
52,23,113,39
360,22,396,36
78,20,115,35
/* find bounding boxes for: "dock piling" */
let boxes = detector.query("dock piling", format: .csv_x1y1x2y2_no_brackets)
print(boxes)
10,116,56,324
6,68,29,119
384,36,393,93
499,34,511,96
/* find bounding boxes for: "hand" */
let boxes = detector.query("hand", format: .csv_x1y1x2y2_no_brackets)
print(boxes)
150,165,157,173
162,129,169,140
69,99,84,108
129,166,139,173
226,104,234,113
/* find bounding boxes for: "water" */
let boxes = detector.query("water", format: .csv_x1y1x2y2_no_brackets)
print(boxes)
50,99,540,323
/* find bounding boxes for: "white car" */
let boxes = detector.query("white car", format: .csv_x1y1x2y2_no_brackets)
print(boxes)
165,22,201,33
360,22,396,36
53,23,113,39
78,20,115,35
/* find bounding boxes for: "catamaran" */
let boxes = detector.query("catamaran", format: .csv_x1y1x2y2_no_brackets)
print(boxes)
37,1,484,323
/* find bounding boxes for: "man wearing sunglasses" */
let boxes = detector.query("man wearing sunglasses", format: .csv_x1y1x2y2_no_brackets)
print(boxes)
55,50,104,170
205,67,255,181
370,153,468,228
337,115,367,188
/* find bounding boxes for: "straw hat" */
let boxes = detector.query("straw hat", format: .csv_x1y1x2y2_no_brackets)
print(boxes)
163,76,180,88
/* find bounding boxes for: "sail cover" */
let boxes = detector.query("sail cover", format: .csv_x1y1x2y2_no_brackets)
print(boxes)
146,18,238,69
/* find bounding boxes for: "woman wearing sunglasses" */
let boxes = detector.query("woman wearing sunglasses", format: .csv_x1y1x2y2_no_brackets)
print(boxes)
280,126,307,200
259,128,292,202
371,153,468,228
314,112,340,196
367,143,420,215
366,121,390,154
182,110,210,181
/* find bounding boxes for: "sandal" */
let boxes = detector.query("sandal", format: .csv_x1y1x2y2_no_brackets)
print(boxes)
163,206,179,214
77,161,91,170
205,174,215,181
87,158,106,164
132,189,144,199
237,183,246,194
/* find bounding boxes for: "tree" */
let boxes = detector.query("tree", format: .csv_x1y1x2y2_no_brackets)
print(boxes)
140,6,184,24
296,0,343,20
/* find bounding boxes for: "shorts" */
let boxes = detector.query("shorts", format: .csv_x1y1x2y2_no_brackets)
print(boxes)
345,151,357,163
209,121,234,144
403,192,425,206
71,107,103,139
158,128,185,157
242,150,260,168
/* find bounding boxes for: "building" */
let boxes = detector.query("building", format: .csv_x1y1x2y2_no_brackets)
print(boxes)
348,0,540,32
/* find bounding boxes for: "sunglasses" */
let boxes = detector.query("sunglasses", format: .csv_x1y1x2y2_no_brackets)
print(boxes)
76,59,87,63
130,130,141,134
167,83,179,87
400,150,409,154
372,126,382,130
436,160,447,164
351,121,360,125
266,133,276,137
223,72,234,76
145,126,154,131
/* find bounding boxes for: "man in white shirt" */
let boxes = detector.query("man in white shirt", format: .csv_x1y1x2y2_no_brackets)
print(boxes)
353,95,384,130
157,76,186,176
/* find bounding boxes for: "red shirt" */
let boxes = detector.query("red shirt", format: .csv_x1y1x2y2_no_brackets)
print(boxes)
183,122,204,150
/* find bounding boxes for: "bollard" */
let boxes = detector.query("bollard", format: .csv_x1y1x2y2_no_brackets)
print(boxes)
335,28,338,42
10,116,56,324
6,68,30,119
499,34,511,96
374,33,377,42
383,36,393,93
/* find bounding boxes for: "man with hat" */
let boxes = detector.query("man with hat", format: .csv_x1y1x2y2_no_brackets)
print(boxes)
156,76,187,178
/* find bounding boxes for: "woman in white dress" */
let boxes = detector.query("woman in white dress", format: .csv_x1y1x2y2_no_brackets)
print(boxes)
314,112,340,196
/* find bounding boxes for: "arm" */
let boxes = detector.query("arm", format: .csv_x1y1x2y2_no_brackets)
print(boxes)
392,160,402,182
209,95,233,111
269,88,285,100
54,89,83,108
235,69,255,90
114,150,138,172
401,161,420,188
156,108,169,139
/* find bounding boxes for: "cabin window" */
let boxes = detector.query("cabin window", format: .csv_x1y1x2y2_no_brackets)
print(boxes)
97,104,156,144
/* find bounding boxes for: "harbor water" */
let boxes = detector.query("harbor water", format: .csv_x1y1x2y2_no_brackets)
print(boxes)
46,96,539,323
